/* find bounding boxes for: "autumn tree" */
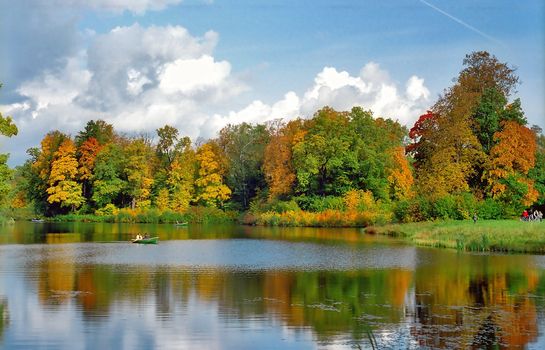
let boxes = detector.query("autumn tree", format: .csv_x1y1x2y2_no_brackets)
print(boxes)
263,119,304,199
167,136,196,211
31,131,72,215
387,147,414,200
46,139,84,211
124,138,154,209
78,137,102,200
484,120,537,211
194,142,231,207
408,51,520,198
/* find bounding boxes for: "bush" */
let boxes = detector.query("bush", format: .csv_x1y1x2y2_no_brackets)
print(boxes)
95,204,119,216
432,195,458,219
478,198,504,219
455,193,478,220
394,200,411,223
295,195,345,212
184,206,238,223
248,198,300,214
158,210,185,224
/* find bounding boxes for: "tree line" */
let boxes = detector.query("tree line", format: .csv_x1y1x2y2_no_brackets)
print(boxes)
2,51,544,222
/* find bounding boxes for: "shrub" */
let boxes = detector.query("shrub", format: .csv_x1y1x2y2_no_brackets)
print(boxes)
432,195,458,219
478,198,504,219
394,200,411,223
95,204,119,216
295,195,345,212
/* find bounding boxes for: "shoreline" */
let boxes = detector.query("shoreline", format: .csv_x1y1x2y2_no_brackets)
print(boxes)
8,213,545,254
366,220,545,254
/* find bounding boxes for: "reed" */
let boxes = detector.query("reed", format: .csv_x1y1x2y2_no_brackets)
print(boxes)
367,220,545,253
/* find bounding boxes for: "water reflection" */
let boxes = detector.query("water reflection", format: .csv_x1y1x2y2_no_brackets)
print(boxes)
0,223,544,349
0,221,398,245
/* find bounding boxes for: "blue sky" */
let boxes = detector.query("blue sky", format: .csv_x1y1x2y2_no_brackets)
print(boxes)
1,0,544,165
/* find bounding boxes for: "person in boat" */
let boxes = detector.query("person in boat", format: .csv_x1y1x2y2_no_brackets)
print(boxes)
135,234,142,240
144,233,149,239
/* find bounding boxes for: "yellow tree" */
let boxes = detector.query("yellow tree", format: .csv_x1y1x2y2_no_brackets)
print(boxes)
387,147,414,200
32,131,70,213
155,188,170,211
124,138,154,209
168,137,196,212
46,139,84,211
194,142,231,207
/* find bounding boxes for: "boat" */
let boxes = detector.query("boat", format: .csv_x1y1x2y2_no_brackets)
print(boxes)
174,221,188,226
31,218,45,223
131,236,159,244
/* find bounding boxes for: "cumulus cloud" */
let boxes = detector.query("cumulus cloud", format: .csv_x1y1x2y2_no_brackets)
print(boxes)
211,63,430,133
3,17,430,166
2,23,247,163
159,55,231,94
0,0,188,103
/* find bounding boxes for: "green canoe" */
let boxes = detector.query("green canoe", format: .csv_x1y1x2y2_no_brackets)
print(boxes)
131,236,159,244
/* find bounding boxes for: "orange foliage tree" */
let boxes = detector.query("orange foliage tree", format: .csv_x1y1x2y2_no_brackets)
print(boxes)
263,119,304,199
485,120,537,206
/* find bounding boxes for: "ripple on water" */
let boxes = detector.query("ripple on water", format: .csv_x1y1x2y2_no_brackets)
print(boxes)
1,239,418,271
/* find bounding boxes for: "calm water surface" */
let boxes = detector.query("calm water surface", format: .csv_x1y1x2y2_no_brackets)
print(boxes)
1,222,544,349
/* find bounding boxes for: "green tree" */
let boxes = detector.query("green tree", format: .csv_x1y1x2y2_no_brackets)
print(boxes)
0,83,18,207
75,120,114,147
218,123,270,209
292,107,353,196
529,126,545,205
156,125,179,166
92,143,128,208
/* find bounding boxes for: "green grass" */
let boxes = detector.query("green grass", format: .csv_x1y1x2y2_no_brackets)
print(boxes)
367,220,545,253
49,206,239,224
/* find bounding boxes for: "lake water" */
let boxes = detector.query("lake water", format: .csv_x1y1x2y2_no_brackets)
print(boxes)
0,221,544,349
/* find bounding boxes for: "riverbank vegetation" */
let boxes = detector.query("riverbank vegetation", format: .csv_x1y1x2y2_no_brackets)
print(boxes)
1,51,544,228
368,220,545,253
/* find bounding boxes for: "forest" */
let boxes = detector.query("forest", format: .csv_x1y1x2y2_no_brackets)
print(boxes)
1,51,544,225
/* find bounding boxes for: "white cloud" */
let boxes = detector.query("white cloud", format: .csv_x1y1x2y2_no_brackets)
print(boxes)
17,56,91,119
159,55,231,94
295,63,430,126
3,21,430,165
406,76,430,101
126,69,151,96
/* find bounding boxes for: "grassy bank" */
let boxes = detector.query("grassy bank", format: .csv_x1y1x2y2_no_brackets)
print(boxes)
367,220,545,253
49,206,238,224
